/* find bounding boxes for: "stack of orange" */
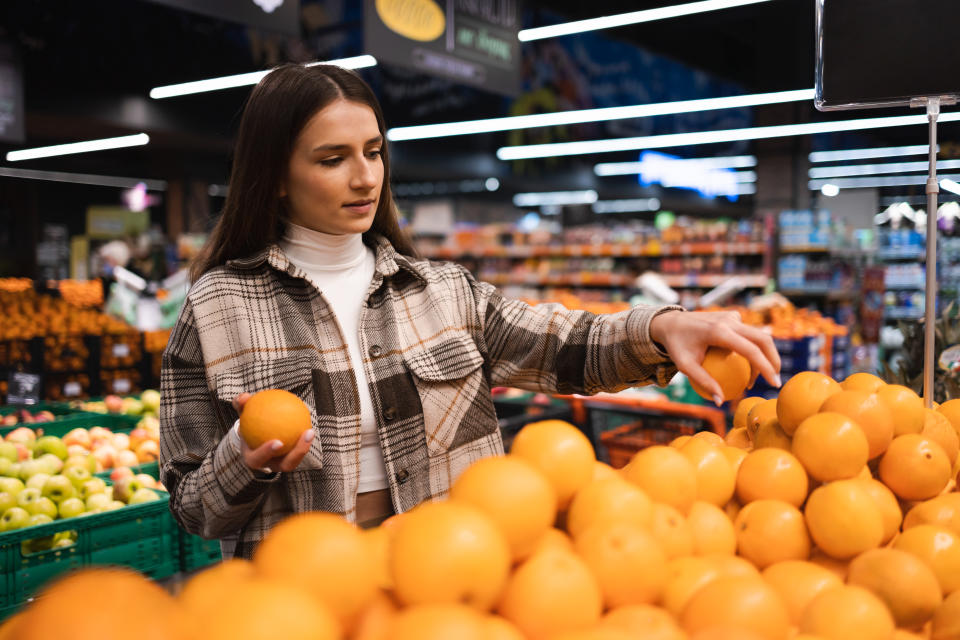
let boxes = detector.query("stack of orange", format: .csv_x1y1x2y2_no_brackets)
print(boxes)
6,373,960,640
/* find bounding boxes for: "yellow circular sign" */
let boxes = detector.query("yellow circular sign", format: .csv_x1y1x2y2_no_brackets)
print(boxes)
375,0,445,42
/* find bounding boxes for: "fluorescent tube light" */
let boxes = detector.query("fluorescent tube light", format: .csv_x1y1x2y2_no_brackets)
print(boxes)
592,198,661,214
518,0,776,41
595,155,757,176
942,179,960,196
809,145,936,163
810,159,960,179
808,174,960,190
0,166,166,190
150,55,377,99
821,184,840,197
513,190,598,207
6,134,150,162
497,112,960,160
387,90,813,141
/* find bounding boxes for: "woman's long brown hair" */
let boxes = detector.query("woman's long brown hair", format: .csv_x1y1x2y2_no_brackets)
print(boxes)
190,63,416,282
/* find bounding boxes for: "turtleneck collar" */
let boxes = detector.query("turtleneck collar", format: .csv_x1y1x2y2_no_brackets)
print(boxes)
279,221,367,271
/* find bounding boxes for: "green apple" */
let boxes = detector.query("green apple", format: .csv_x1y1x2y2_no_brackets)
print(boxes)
25,473,51,491
107,500,125,511
0,491,16,513
78,478,107,501
17,460,47,481
127,488,160,505
0,457,13,477
121,397,144,416
53,536,75,549
7,463,21,479
33,435,68,461
35,453,64,475
27,513,53,527
112,477,144,503
27,496,57,519
0,441,18,462
0,477,24,496
53,530,76,545
63,454,97,475
41,475,76,503
0,506,30,531
84,493,111,511
57,497,85,519
140,389,161,413
63,466,92,489
16,487,41,510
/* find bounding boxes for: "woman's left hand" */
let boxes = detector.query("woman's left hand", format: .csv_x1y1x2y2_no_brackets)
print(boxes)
649,310,782,405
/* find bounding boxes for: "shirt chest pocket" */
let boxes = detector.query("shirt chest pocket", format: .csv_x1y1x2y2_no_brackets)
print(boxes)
402,335,498,457
212,355,323,469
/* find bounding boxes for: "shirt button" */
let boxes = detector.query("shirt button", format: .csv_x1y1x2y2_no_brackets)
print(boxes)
384,406,398,421
396,469,409,484
368,345,383,358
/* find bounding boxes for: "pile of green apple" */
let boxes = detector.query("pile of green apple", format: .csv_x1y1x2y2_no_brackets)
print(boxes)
74,389,161,417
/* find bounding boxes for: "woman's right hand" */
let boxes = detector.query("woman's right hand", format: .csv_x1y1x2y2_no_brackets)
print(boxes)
232,393,315,473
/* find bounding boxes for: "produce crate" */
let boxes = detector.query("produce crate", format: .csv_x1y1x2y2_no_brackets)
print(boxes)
0,402,86,423
179,531,222,573
0,494,179,620
41,334,96,373
0,412,142,439
493,391,573,450
100,331,143,370
94,460,159,481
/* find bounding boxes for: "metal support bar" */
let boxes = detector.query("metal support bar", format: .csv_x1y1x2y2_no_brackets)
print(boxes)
923,98,940,408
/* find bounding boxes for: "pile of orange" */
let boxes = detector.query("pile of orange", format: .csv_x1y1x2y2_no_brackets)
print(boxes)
6,374,960,640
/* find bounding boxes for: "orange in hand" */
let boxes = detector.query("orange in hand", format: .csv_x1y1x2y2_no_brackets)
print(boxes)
238,389,311,455
690,347,751,403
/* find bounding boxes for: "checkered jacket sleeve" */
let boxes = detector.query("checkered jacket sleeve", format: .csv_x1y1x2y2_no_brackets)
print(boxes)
158,298,281,540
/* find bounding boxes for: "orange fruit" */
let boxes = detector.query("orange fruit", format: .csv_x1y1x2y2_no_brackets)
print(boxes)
734,499,811,568
352,591,399,640
819,390,895,459
680,439,736,507
549,629,634,640
680,576,791,640
510,420,595,509
747,398,778,440
648,502,695,559
670,435,692,449
879,434,952,501
804,479,884,559
485,615,526,640
179,558,257,618
936,399,960,437
893,525,960,595
753,419,792,451
876,384,926,436
808,547,850,581
734,397,766,431
661,555,759,617
847,547,943,629
691,431,725,447
721,446,747,473
197,577,341,640
592,461,621,482
600,604,685,640
363,526,392,591
528,527,574,556
724,427,752,450
892,630,928,640
687,501,737,555
735,448,809,508
798,585,895,640
932,590,960,640
566,477,652,540
391,604,485,640
791,412,869,482
904,493,960,536
390,501,510,610
924,409,960,464
690,347,752,402
840,372,886,393
253,513,377,628
450,455,557,561
777,372,841,436
623,446,697,514
689,629,768,640
574,520,668,607
237,388,312,455
497,549,603,640
853,478,903,544
761,560,842,624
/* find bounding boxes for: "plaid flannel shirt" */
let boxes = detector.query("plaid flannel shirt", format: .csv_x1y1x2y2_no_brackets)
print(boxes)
159,234,680,558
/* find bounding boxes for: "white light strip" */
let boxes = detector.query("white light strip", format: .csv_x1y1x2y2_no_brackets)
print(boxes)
6,134,150,162
810,159,960,179
513,190,598,207
809,145,935,163
592,198,662,213
0,166,166,190
738,184,757,195
734,171,758,183
387,90,813,141
808,174,960,190
497,112,960,160
149,55,377,99
595,155,757,176
518,0,776,41
942,179,960,196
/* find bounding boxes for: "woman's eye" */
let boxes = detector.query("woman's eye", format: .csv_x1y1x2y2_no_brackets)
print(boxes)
319,157,343,166
366,149,383,159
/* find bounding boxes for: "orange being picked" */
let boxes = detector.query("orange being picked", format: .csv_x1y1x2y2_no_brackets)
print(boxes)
893,525,960,596
804,479,884,560
747,398,778,440
648,502,695,559
876,384,925,436
450,455,557,561
623,446,697,514
923,409,960,464
566,477,652,540
761,560,842,624
733,397,765,431
791,412,869,482
600,604,686,640
687,501,737,556
735,448,809,508
680,576,791,640
853,478,903,544
879,434,952,501
903,493,960,536
734,499,811,568
238,388,312,455
847,547,943,629
799,585,895,640
680,439,736,507
574,520,668,608
391,604,486,640
777,372,842,436
819,390,894,459
689,347,751,403
510,420,595,509
840,372,886,393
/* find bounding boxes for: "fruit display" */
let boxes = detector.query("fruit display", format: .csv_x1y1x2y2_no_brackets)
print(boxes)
7,372,960,639
0,408,59,426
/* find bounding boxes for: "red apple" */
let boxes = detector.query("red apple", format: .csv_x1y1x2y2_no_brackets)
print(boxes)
111,433,130,451
115,450,139,467
91,444,117,470
13,443,30,461
104,395,124,413
87,426,113,443
134,473,157,489
109,466,134,483
66,444,89,457
1,414,18,427
5,427,36,446
63,428,91,449
128,428,150,451
135,440,159,463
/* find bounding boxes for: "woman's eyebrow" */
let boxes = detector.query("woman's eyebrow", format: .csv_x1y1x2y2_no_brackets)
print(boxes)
312,135,383,153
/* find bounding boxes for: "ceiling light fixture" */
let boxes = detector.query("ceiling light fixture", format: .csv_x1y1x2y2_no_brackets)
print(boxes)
820,183,840,197
592,198,662,214
387,90,813,141
518,0,776,41
0,166,166,190
808,174,960,190
809,159,960,179
149,55,377,99
595,155,757,176
6,134,150,162
809,144,936,163
941,178,960,196
497,112,960,160
512,190,598,207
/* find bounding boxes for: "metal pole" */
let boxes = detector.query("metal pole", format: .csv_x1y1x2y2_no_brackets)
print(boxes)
924,98,940,408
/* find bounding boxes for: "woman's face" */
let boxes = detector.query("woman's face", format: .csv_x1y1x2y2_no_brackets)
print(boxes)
281,98,384,235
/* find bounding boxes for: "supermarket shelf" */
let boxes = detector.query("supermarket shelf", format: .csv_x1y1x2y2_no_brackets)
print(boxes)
659,274,770,288
779,246,830,254
885,307,924,320
877,247,926,260
884,282,925,290
780,288,860,300
422,242,767,260
481,273,636,288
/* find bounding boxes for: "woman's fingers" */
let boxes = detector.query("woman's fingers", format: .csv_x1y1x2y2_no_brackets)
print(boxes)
711,327,780,388
244,438,285,470
277,430,315,472
733,324,782,380
232,392,252,415
675,355,725,406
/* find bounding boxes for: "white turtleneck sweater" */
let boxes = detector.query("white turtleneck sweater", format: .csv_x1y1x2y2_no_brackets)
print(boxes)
277,222,388,492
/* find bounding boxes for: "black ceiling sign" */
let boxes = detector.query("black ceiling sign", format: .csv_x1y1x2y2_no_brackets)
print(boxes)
142,0,300,35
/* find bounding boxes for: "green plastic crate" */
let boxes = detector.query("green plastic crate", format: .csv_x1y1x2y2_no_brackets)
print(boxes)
0,412,142,439
0,494,179,620
179,531,222,573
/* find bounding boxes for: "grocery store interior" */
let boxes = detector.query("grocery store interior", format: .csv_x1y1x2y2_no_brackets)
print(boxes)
3,0,960,637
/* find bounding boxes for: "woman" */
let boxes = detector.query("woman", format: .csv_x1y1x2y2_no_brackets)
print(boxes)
159,63,780,559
